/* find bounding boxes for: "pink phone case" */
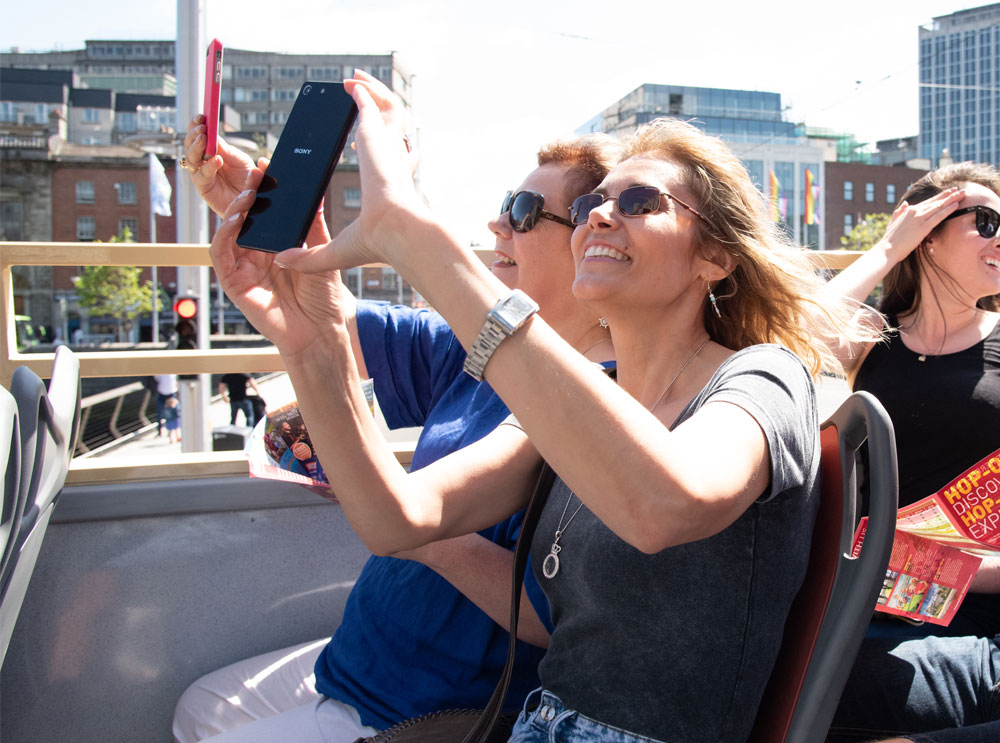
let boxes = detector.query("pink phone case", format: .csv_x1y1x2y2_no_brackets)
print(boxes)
203,39,223,158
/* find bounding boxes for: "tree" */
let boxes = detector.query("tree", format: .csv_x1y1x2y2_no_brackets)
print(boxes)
72,228,162,342
841,213,893,305
841,212,892,252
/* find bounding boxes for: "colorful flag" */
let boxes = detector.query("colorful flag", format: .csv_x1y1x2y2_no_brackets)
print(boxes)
804,169,816,225
148,153,172,217
769,170,781,222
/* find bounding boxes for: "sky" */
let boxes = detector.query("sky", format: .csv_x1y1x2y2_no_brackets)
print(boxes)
2,0,967,244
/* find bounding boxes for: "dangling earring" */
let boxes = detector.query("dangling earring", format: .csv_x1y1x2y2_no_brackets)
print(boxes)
707,283,722,319
599,317,609,329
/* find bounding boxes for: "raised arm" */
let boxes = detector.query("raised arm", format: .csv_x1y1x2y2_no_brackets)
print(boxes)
824,188,965,373
254,75,805,555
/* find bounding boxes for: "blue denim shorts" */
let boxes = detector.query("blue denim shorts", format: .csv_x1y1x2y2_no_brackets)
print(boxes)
509,689,665,743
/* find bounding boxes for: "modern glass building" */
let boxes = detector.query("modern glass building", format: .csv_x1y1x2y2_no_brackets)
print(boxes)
578,84,827,249
918,3,1000,166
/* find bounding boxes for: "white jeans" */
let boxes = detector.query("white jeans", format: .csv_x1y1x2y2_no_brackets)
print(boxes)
172,638,378,743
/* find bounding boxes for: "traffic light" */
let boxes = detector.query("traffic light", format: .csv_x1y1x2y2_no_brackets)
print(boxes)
174,296,198,320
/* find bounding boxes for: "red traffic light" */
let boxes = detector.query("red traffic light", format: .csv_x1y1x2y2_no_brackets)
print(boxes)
174,297,198,319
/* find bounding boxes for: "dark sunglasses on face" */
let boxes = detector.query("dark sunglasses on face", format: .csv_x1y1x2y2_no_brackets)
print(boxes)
500,190,575,233
569,185,706,226
941,204,1000,239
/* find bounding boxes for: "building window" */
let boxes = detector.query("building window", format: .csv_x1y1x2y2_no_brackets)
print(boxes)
0,200,23,241
235,88,269,103
77,216,96,242
344,188,362,208
118,217,139,239
270,111,288,125
116,182,137,205
76,181,95,204
887,184,896,204
274,66,303,79
82,108,101,123
865,182,875,202
843,214,853,237
235,66,267,79
308,66,341,80
843,180,853,200
117,111,137,132
272,88,298,102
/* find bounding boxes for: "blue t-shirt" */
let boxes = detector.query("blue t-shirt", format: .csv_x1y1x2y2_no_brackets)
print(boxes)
313,302,549,729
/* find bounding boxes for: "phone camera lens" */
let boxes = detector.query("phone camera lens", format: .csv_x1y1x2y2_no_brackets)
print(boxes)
302,84,312,96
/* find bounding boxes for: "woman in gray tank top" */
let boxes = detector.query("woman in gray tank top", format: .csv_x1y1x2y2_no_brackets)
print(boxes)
209,71,871,743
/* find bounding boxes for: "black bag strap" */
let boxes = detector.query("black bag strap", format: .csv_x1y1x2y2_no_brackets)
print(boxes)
460,461,555,743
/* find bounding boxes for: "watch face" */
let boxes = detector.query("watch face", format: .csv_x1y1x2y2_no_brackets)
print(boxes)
494,291,539,331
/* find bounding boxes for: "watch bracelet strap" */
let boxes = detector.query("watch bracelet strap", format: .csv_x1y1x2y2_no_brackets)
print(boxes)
462,321,508,381
460,461,555,743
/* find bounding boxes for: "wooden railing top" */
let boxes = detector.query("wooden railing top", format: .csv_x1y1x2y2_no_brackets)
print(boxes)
3,240,859,486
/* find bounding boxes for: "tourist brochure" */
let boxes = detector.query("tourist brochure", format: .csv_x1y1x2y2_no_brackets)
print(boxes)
244,379,375,496
851,447,1000,626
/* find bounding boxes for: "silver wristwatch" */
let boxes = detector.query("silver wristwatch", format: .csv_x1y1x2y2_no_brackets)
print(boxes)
463,289,539,381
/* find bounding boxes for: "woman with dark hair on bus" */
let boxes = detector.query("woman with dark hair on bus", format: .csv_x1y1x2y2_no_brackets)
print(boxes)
827,162,1000,639
822,163,1000,743
210,72,868,743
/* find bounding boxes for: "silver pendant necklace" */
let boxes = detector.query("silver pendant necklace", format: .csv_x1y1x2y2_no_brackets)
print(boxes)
541,336,711,579
541,494,585,579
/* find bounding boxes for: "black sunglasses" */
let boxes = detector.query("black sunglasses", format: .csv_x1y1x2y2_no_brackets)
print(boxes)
569,185,706,226
941,205,1000,239
500,190,575,233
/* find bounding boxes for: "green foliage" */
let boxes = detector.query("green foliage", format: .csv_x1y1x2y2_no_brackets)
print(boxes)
72,227,161,342
840,213,892,252
840,213,893,305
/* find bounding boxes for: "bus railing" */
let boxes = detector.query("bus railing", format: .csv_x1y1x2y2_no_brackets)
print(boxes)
2,241,860,485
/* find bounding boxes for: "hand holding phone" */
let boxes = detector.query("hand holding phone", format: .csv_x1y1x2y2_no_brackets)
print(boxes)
237,82,358,253
203,38,223,158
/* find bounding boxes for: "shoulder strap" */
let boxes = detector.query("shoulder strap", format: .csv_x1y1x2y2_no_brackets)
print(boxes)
460,461,555,743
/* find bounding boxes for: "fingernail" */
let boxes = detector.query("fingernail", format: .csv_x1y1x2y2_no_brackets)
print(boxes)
238,189,254,199
226,212,241,223
273,257,288,268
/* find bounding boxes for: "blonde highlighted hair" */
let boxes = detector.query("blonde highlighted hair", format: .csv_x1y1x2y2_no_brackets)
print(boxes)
623,118,869,377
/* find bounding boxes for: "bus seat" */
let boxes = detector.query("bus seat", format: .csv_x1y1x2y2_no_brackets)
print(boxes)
1,347,80,666
749,390,898,743
0,387,20,604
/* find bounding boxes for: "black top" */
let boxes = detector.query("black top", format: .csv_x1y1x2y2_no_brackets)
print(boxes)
855,314,1000,507
855,314,1000,636
221,373,250,401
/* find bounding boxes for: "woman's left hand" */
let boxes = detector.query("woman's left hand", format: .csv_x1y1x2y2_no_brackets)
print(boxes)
208,175,355,358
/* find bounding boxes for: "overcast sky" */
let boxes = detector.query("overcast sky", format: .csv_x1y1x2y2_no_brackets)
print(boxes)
2,0,964,243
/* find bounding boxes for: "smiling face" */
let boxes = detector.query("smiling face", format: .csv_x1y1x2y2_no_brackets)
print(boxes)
570,155,729,318
486,163,579,318
926,181,1000,301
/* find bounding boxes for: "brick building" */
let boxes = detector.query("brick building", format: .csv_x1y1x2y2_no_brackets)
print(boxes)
824,162,929,250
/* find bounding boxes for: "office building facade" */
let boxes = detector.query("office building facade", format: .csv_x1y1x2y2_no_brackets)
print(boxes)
919,3,1000,166
579,84,828,249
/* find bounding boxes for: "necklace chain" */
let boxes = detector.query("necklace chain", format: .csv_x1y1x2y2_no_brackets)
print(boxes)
541,337,712,579
647,337,712,411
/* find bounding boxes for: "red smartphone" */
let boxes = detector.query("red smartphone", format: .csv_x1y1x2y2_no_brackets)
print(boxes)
203,38,223,158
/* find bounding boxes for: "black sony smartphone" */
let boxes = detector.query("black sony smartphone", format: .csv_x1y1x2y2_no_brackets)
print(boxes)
237,81,358,252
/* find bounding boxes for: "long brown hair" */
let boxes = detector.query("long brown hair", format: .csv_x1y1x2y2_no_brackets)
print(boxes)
881,161,1000,317
623,118,868,377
